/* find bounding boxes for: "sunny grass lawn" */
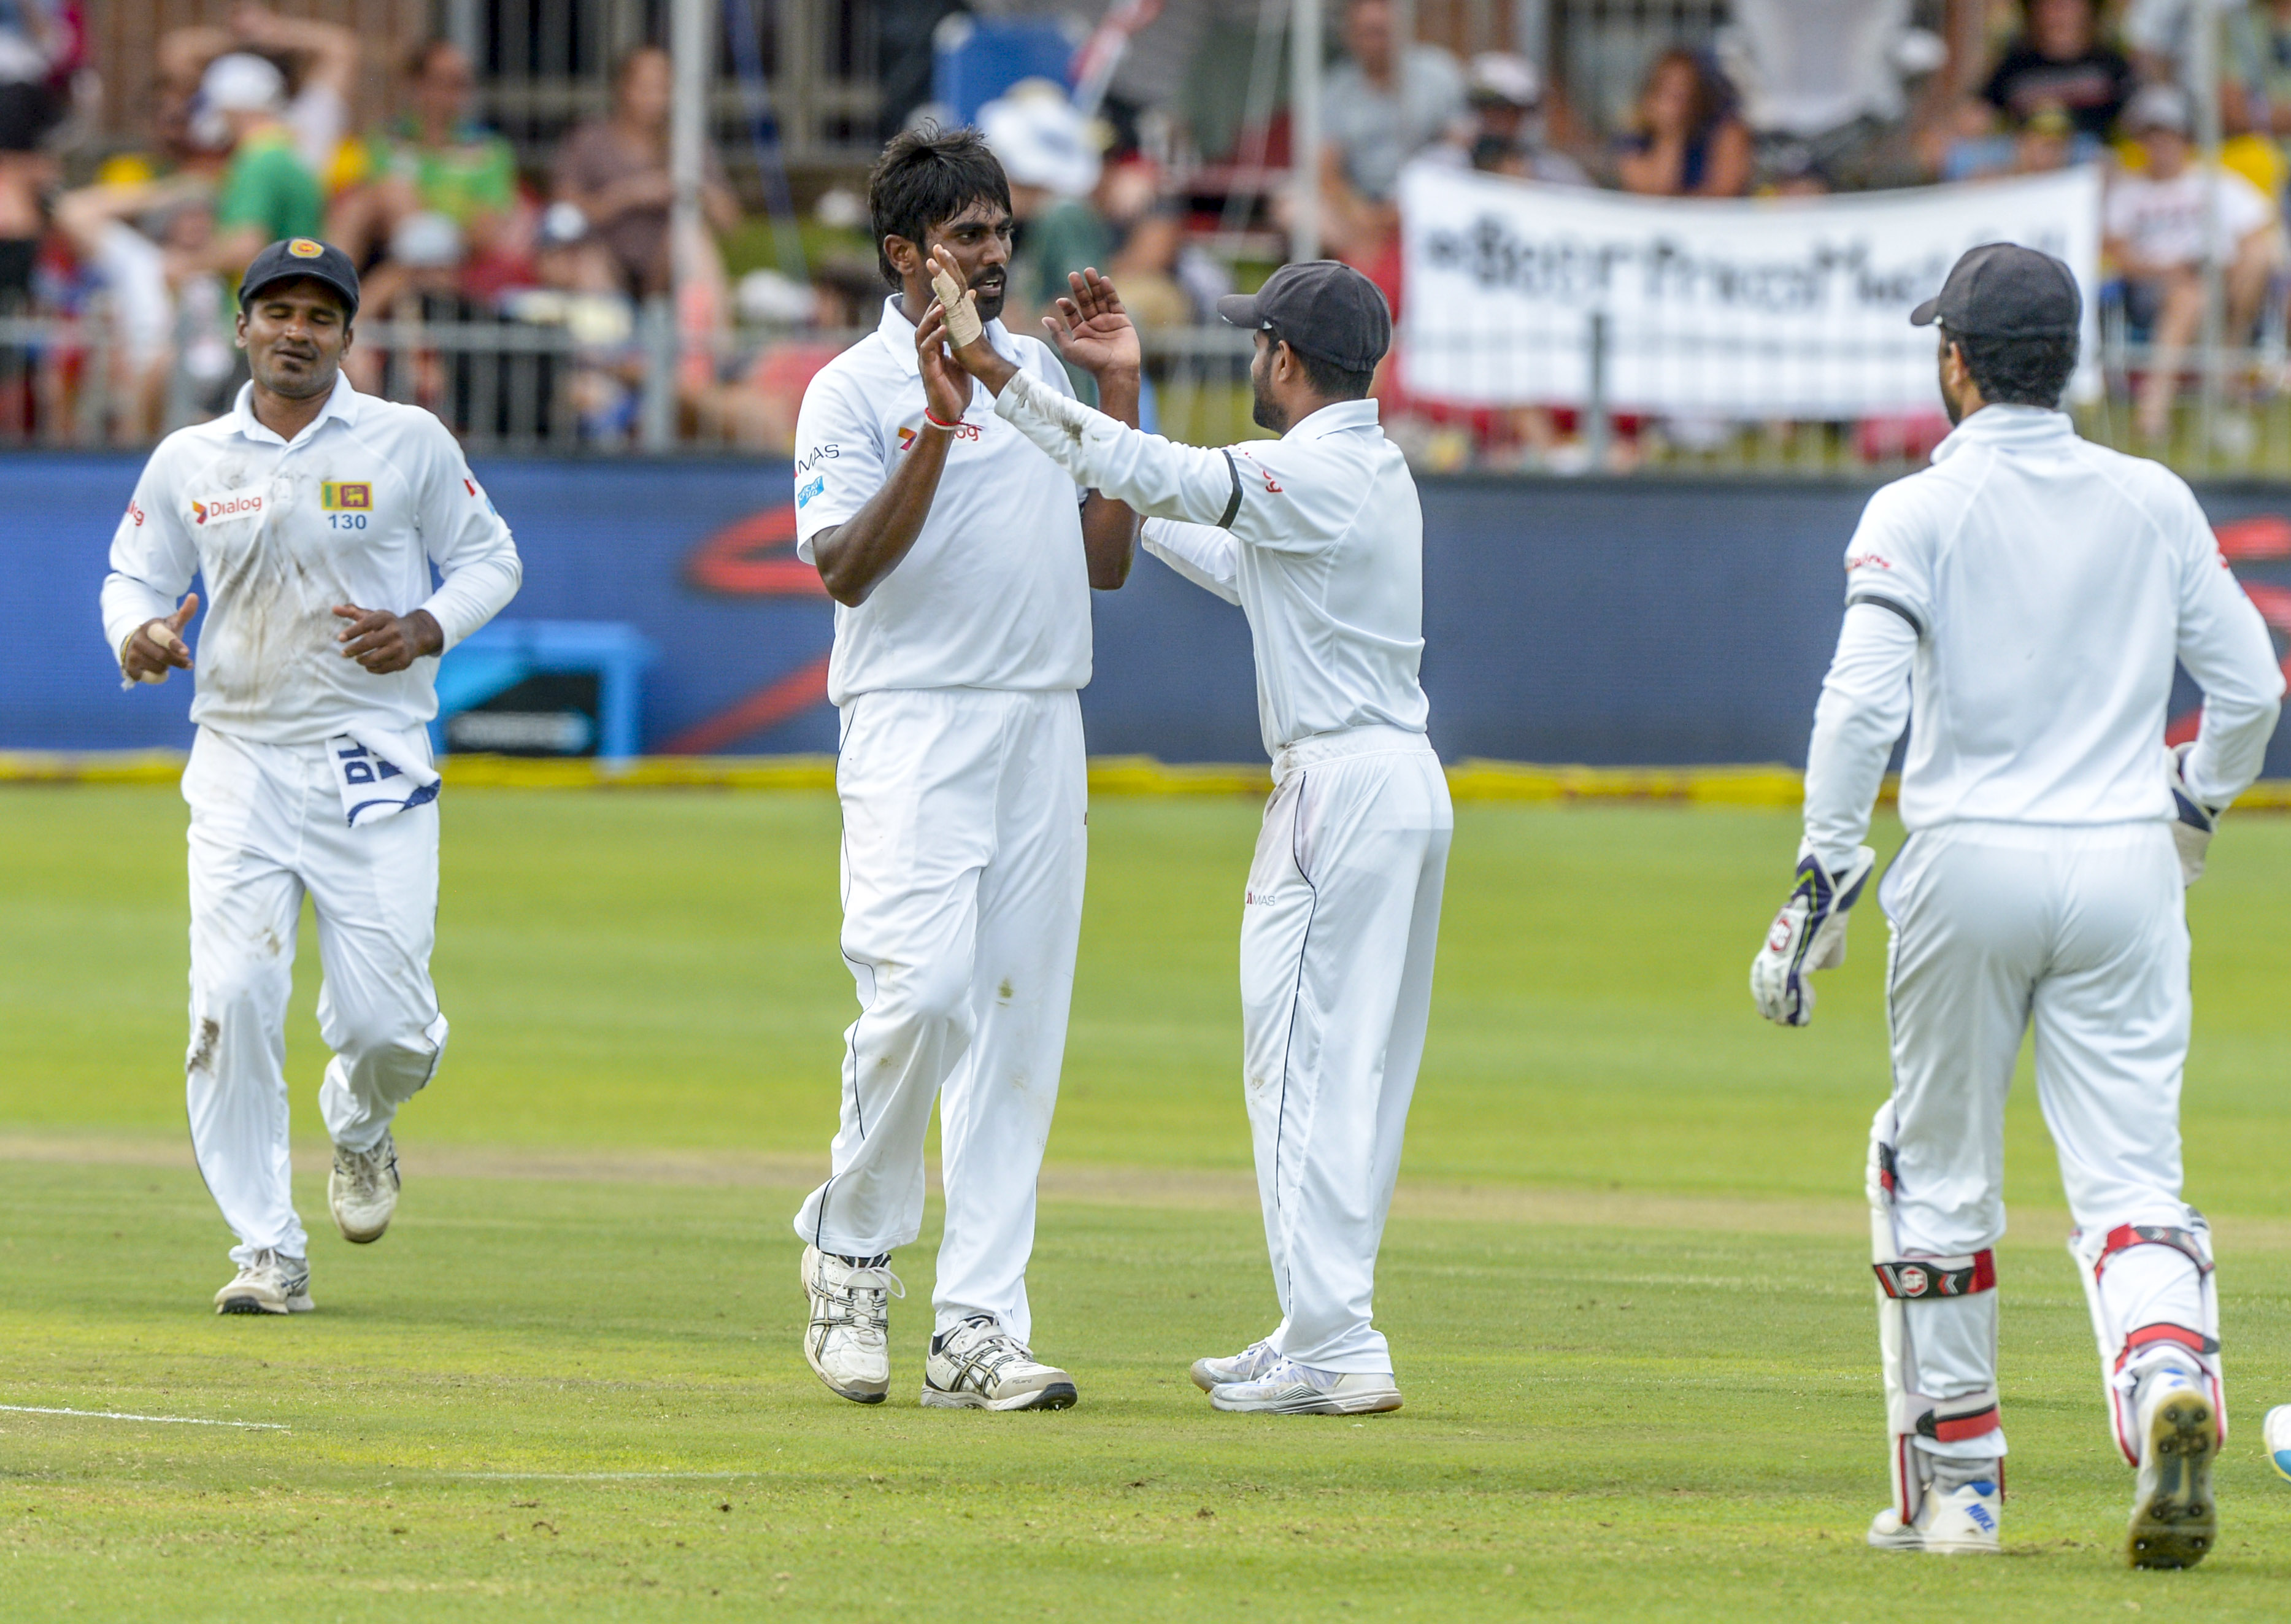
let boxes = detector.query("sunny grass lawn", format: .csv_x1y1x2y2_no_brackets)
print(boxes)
6,786,2291,1618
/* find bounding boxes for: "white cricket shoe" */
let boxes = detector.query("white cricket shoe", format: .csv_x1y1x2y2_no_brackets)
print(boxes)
214,1250,314,1316
2127,1371,2218,1569
801,1245,901,1404
1208,1358,1402,1415
1190,1337,1281,1393
328,1131,400,1244
1866,1480,2001,1554
920,1315,1077,1410
2265,1404,2291,1484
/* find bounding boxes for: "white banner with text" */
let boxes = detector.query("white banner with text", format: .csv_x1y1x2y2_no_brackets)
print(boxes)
1396,164,2103,416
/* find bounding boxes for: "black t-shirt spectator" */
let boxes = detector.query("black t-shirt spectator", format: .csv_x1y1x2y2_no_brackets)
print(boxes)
1982,43,2136,137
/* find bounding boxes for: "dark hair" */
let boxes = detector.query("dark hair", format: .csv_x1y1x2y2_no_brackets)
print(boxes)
868,123,1011,288
1265,326,1377,399
1641,47,1733,140
1946,328,2078,408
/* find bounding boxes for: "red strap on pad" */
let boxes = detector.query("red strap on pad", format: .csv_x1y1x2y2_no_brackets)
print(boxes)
1873,1250,1996,1299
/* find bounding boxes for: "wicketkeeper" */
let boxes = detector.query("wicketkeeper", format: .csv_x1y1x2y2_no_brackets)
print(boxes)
1752,244,2282,1564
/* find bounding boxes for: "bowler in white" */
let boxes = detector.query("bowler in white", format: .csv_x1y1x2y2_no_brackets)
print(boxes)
1751,245,2282,1566
101,238,520,1315
787,127,1139,1410
930,253,1448,1417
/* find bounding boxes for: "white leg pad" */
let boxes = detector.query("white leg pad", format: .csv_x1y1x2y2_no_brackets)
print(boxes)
1871,1102,2005,1526
2069,1217,2223,1465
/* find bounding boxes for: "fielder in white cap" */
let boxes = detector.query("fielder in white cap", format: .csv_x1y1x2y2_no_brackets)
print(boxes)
925,249,1447,1417
102,242,520,1315
1752,243,2282,1565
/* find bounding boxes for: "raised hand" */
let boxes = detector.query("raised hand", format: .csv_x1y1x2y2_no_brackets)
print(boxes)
1043,267,1142,379
913,304,977,421
923,248,1018,396
123,593,199,684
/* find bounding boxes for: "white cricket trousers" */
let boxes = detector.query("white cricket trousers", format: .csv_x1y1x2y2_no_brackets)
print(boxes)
183,728,448,1266
1881,820,2208,1458
1241,726,1452,1373
791,688,1087,1342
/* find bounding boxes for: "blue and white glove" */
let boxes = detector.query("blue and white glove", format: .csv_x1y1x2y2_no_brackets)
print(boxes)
2167,742,2225,887
1750,842,1877,1028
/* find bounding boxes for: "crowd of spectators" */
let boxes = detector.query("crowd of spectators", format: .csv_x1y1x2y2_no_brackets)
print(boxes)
7,0,2291,460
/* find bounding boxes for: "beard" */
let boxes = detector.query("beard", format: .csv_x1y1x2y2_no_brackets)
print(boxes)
1249,350,1287,433
969,272,1007,325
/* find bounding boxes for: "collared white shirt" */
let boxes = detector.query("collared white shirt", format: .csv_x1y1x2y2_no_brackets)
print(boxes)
793,296,1092,706
992,372,1430,760
101,372,522,745
1802,404,2282,864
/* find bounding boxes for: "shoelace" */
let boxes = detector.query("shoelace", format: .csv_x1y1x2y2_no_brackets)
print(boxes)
336,1139,396,1193
236,1249,306,1291
940,1321,1035,1390
815,1263,904,1349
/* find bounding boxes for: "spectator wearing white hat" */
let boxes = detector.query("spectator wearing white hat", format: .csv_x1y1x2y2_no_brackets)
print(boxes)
194,52,325,277
982,82,1112,324
2104,82,2285,441
1430,53,1589,185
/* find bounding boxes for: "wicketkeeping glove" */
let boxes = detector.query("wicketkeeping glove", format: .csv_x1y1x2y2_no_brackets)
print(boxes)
1750,842,1877,1028
2167,741,2225,887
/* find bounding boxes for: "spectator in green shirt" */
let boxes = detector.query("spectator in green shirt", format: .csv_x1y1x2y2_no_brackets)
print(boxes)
334,37,518,273
199,52,324,274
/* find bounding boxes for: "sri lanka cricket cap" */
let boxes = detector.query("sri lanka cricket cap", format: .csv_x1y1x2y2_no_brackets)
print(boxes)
1217,260,1393,374
1911,243,2079,340
238,237,361,318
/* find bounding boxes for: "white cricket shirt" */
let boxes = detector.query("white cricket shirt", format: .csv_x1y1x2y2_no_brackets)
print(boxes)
101,372,522,745
1803,404,2283,866
793,296,1092,706
993,374,1430,760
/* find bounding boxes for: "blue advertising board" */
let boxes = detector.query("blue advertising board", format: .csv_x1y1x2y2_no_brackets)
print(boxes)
6,456,2287,773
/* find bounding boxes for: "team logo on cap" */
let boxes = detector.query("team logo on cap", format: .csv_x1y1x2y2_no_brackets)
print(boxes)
287,238,325,258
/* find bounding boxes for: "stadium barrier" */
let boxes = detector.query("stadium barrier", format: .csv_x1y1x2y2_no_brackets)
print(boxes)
8,458,2289,776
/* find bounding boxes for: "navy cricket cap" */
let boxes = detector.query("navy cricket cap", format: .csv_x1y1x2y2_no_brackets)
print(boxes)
1909,244,2079,340
1217,260,1393,374
238,236,361,317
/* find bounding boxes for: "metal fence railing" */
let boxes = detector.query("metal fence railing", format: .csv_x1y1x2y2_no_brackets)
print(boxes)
13,307,2291,482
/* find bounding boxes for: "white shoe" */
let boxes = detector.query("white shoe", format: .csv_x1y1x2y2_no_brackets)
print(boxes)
801,1245,901,1404
1190,1337,1280,1393
1208,1358,1402,1415
2265,1404,2291,1484
1865,1480,2000,1554
2127,1371,2218,1569
214,1250,314,1316
920,1315,1077,1410
328,1131,400,1244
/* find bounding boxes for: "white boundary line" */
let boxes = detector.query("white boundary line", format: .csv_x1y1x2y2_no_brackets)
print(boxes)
0,1404,289,1431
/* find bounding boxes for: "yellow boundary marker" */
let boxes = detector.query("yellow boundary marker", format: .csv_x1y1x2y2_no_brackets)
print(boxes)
7,750,2287,808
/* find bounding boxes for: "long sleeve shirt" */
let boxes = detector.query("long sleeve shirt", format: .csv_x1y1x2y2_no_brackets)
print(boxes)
101,372,522,744
993,368,1430,760
1803,404,2282,869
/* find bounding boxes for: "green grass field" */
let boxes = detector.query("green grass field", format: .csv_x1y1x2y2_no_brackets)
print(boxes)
6,785,2291,1620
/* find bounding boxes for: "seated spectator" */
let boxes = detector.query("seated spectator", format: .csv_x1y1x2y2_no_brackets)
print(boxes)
193,53,324,275
1096,156,1201,329
552,44,740,300
696,258,881,452
2105,83,2285,440
1319,0,1466,260
1940,99,2104,181
335,39,518,279
1614,48,1752,198
1430,52,1590,185
1726,0,1938,190
1981,0,2134,142
54,175,229,436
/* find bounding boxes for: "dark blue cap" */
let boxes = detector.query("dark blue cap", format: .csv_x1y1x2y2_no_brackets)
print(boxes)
1910,244,2079,339
1217,260,1392,374
237,236,361,317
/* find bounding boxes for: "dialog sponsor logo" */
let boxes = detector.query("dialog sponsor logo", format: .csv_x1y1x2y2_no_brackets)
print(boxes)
191,491,264,525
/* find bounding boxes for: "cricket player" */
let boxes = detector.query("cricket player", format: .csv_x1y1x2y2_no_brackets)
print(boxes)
928,253,1448,1416
1750,244,2282,1564
787,126,1139,1410
102,238,521,1314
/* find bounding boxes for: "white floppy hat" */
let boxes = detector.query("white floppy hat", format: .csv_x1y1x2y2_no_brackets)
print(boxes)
201,52,287,114
979,79,1101,198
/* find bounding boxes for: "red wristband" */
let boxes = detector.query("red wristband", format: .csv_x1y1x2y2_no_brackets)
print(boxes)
922,409,963,431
